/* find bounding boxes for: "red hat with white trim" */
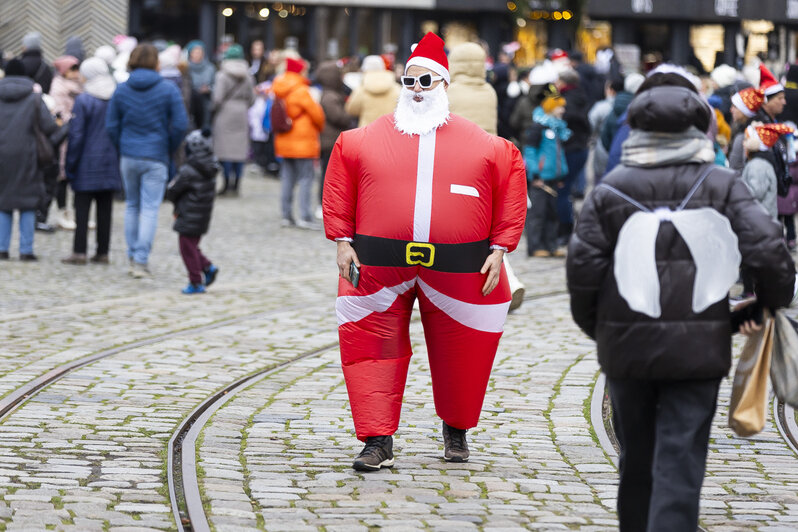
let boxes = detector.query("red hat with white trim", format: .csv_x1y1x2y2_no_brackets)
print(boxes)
746,123,794,151
405,32,450,84
731,87,764,118
759,63,785,99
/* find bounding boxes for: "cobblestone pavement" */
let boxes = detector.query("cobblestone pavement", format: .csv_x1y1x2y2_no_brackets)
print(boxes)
1,169,798,530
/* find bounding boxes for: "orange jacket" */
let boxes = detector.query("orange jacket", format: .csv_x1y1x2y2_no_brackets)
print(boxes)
272,72,325,159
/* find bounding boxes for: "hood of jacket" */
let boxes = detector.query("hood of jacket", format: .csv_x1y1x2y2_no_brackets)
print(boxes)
449,42,487,83
188,150,218,179
272,71,308,98
221,59,250,79
363,70,396,96
127,69,162,91
628,85,711,134
316,61,343,90
0,76,34,102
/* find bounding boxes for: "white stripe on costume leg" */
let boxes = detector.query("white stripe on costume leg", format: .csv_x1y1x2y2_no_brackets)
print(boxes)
413,131,436,242
336,279,416,326
417,278,510,333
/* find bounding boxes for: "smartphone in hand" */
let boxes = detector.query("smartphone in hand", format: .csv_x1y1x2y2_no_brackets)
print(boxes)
349,262,360,288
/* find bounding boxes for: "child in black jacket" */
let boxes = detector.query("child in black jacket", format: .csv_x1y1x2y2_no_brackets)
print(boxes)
166,129,219,294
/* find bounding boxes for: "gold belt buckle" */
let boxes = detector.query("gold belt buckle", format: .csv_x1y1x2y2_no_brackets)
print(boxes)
406,242,435,267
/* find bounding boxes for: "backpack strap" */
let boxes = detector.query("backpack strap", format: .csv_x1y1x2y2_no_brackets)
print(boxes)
676,165,716,211
597,183,652,213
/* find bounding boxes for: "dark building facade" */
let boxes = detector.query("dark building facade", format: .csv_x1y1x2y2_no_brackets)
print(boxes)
587,0,798,70
128,0,516,62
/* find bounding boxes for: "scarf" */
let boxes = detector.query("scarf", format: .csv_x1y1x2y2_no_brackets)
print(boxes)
532,106,571,142
621,126,716,167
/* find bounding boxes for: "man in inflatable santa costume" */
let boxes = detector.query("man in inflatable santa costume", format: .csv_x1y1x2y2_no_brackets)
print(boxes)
323,32,527,471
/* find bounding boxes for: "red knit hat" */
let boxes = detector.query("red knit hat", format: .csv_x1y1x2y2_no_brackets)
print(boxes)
286,57,306,74
404,32,450,84
759,63,784,98
731,87,764,118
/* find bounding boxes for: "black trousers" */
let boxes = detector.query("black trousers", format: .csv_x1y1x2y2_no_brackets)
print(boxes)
72,190,114,255
526,184,558,254
608,377,721,532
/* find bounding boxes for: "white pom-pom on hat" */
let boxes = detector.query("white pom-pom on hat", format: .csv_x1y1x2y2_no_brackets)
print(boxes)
410,43,418,53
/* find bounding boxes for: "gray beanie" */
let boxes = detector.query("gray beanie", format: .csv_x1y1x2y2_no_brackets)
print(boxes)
185,129,213,155
22,32,41,51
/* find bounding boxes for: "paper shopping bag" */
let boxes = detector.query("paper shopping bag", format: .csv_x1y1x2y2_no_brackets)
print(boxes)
728,316,774,437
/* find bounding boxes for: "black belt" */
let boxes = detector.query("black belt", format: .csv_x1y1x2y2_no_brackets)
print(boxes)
353,234,491,273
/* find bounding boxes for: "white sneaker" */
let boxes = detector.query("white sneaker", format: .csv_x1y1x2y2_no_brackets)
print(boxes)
314,206,323,220
280,218,295,228
57,209,76,231
296,219,322,230
130,262,151,278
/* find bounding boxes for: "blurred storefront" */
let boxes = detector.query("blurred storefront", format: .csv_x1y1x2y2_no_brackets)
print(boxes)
584,0,798,72
129,0,516,63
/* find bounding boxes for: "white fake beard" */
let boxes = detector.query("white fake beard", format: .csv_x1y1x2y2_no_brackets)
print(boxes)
393,84,451,136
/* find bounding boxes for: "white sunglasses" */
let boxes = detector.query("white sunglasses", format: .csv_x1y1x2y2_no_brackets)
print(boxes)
401,73,444,89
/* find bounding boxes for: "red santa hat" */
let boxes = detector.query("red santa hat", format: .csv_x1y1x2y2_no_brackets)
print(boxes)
746,123,794,152
286,57,306,74
731,87,764,118
759,63,784,99
550,48,569,62
404,32,450,84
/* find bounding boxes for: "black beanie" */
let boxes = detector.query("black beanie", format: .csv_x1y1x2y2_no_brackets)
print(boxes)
4,59,25,76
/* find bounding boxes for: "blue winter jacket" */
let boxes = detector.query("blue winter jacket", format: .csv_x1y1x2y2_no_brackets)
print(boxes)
523,109,570,181
106,69,188,166
66,93,121,192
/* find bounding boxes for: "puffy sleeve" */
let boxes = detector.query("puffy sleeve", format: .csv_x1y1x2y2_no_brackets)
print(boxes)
488,137,528,252
566,187,613,338
322,130,359,241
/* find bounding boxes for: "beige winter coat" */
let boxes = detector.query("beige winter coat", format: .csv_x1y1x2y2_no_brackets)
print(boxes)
345,70,400,127
211,59,255,162
447,42,498,135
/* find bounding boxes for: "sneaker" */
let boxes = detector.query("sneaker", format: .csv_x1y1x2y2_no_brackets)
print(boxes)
35,222,55,233
56,209,76,231
280,218,295,228
296,219,322,230
0,251,9,260
19,253,38,262
314,205,323,220
130,262,151,278
128,258,135,276
352,436,394,471
531,250,551,258
204,264,219,287
90,254,109,264
182,283,206,294
553,248,567,258
442,421,469,462
61,253,87,265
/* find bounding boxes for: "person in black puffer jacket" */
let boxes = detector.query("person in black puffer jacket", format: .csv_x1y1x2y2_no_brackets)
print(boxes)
567,73,795,532
166,129,220,294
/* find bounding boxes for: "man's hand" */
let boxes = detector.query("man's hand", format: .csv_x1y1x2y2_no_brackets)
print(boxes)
337,241,360,283
480,249,505,296
733,298,764,336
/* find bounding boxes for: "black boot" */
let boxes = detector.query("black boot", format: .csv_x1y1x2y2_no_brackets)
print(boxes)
442,421,469,462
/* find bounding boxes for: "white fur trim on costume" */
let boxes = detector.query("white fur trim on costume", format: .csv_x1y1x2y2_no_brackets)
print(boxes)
336,279,416,326
731,92,756,118
450,184,479,197
413,131,436,242
417,279,510,333
405,56,450,84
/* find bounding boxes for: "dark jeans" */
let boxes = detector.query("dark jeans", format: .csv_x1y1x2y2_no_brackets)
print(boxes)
608,377,721,532
73,190,114,255
557,149,588,240
37,164,60,223
526,184,558,254
220,161,244,191
252,140,280,176
179,234,212,285
781,214,796,242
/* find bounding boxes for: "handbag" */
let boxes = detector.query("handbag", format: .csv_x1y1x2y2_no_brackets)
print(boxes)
771,310,798,408
728,314,774,437
33,96,55,167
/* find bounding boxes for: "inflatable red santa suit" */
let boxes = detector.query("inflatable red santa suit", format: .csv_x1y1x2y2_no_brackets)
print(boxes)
323,33,527,471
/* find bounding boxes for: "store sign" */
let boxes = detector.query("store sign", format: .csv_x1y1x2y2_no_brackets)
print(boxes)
715,0,738,16
631,0,653,13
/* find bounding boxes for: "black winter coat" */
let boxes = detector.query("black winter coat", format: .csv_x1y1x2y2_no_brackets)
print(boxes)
19,50,53,94
0,76,58,211
561,85,590,151
166,152,217,236
568,161,795,380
